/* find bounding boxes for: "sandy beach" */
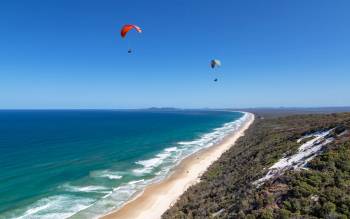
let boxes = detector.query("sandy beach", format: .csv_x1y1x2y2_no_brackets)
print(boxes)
101,112,255,219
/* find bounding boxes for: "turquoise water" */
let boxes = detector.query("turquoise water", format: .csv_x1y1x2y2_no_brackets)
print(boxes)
0,110,244,218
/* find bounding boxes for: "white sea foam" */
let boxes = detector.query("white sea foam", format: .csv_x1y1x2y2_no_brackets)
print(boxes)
127,179,145,185
176,113,246,153
133,146,179,175
165,147,178,152
11,195,94,219
104,175,122,180
90,170,123,180
72,179,153,218
15,203,51,219
61,184,110,193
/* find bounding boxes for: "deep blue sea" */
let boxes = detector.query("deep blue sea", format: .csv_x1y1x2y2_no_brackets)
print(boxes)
0,110,244,219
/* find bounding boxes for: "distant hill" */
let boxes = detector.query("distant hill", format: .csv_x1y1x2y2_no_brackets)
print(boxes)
143,107,184,111
163,112,350,219
240,107,350,118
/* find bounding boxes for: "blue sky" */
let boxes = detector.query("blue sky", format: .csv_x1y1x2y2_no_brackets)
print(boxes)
0,0,349,109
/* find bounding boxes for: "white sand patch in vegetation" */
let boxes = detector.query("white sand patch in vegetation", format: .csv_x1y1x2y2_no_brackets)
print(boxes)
254,129,335,187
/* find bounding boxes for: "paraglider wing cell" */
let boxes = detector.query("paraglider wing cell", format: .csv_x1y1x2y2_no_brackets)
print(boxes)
210,59,221,69
120,24,142,38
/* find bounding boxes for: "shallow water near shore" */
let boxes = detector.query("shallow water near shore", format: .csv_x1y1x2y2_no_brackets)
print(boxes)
0,110,244,219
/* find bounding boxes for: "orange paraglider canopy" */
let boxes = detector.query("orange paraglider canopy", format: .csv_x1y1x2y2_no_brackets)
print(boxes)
120,24,142,38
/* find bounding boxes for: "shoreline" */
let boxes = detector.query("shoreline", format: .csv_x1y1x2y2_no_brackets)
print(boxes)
101,112,255,219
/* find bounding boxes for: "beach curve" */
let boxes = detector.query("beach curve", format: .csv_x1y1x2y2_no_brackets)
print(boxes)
100,112,255,219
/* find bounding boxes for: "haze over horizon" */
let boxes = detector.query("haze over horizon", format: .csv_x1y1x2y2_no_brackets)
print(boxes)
1,0,349,109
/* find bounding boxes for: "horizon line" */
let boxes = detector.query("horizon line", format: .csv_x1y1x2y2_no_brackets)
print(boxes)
0,106,350,111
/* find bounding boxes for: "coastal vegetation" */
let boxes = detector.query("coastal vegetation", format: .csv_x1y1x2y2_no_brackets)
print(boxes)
163,113,350,218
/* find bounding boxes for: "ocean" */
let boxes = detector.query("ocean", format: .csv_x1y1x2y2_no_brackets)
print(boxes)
0,110,245,219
